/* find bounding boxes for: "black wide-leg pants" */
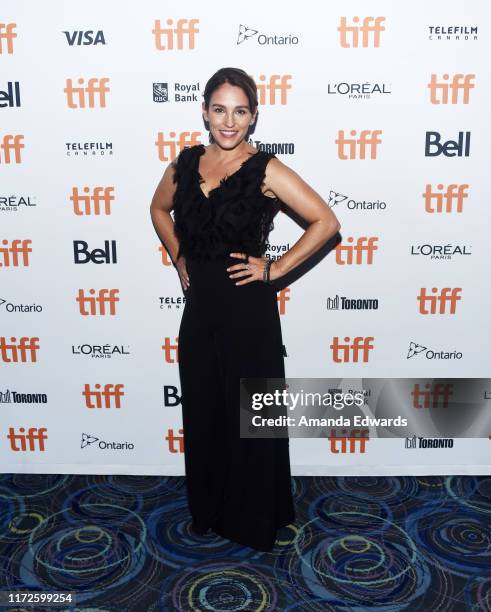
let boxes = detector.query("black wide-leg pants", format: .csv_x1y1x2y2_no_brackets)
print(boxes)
177,255,295,551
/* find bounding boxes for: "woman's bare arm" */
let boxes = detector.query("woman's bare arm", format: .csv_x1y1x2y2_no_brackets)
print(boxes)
262,157,341,277
150,161,180,265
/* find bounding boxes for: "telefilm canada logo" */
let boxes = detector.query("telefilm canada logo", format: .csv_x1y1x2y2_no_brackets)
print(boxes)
328,190,387,211
427,25,478,41
66,141,113,157
81,433,135,450
159,296,186,310
407,341,463,360
237,24,299,46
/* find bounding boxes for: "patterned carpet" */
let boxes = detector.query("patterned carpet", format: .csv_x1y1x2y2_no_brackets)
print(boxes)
0,474,490,611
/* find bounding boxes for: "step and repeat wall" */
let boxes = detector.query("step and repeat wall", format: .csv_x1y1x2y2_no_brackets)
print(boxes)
1,1,490,475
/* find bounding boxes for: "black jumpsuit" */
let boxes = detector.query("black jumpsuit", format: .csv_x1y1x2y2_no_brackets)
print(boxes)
172,144,295,551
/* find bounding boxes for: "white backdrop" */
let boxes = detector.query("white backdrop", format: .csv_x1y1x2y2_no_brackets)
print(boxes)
1,0,490,475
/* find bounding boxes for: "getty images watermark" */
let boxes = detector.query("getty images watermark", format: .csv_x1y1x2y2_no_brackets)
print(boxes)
239,378,491,438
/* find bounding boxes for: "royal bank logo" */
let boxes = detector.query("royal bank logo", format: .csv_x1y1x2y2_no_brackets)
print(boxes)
328,190,387,211
81,432,135,450
153,82,168,102
237,24,299,46
153,81,199,103
407,341,462,360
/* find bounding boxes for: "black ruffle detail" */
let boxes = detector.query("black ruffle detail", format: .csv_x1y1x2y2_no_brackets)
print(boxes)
172,144,281,262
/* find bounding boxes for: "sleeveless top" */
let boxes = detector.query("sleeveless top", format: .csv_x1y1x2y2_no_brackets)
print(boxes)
172,144,281,262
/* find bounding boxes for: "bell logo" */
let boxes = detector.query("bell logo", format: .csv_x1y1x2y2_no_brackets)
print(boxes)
71,187,115,215
425,131,471,157
277,287,290,315
64,77,110,108
162,337,179,363
153,18,199,50
155,131,201,161
411,383,453,408
328,428,369,453
417,287,462,315
0,239,32,267
335,237,378,265
1,337,40,363
336,130,382,159
338,16,386,48
256,75,292,105
7,427,48,451
428,73,475,104
330,336,374,363
83,383,125,409
76,289,120,316
0,134,25,164
0,23,17,54
165,428,184,453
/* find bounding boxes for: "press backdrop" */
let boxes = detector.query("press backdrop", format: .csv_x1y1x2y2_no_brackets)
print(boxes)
1,0,490,475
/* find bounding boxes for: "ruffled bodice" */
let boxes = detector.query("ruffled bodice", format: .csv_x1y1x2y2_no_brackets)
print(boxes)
172,144,281,262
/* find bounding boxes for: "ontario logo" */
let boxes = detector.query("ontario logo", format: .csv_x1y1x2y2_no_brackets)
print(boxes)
407,341,462,360
81,432,135,450
328,189,387,211
237,24,299,45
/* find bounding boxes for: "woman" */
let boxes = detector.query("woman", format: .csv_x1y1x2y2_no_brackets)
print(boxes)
150,67,340,551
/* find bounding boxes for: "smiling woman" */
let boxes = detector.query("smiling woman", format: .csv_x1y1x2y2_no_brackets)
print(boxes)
150,67,340,551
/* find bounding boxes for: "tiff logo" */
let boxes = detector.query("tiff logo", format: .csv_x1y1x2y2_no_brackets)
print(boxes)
0,239,32,267
428,74,475,104
338,17,385,48
335,237,378,264
76,289,119,316
423,184,469,213
153,18,199,50
83,383,125,409
7,427,47,451
1,337,40,363
155,131,201,161
330,336,375,363
336,130,382,159
256,75,292,105
411,383,453,408
71,187,115,215
0,23,17,54
417,287,462,315
0,134,24,163
328,428,369,453
64,78,110,108
162,337,179,363
165,428,184,453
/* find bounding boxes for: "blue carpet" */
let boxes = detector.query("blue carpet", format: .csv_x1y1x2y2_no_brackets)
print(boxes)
0,474,490,611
